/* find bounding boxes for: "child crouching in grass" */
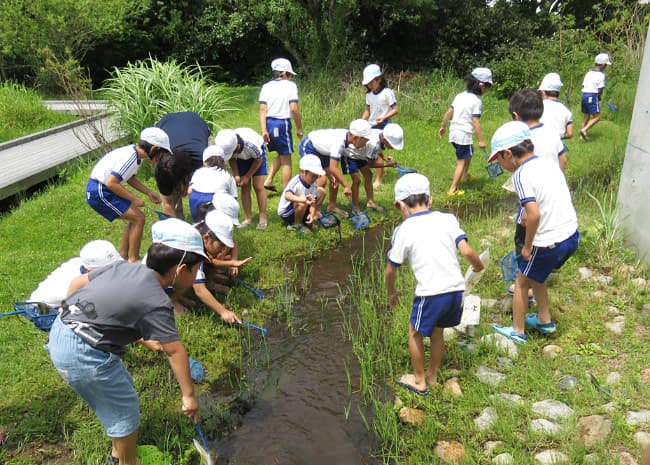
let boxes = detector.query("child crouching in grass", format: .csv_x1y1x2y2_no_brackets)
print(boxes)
385,173,483,395
277,154,325,233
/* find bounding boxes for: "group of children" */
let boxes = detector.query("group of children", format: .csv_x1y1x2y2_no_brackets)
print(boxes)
40,53,615,463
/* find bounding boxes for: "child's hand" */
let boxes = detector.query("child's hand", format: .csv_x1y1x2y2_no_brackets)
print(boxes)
297,128,304,138
240,175,250,186
233,257,253,268
343,185,352,197
521,245,533,261
388,291,403,308
262,131,270,144
148,191,161,204
220,310,241,324
305,213,314,225
478,140,487,150
376,116,386,125
438,127,446,138
305,194,315,205
132,197,145,208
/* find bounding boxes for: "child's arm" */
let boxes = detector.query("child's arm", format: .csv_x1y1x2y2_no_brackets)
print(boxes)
558,154,568,171
105,174,145,207
327,159,352,196
284,190,315,205
193,282,241,323
457,240,484,272
161,340,198,422
305,203,319,225
126,176,161,204
67,273,90,297
238,158,263,186
376,103,398,125
290,102,304,138
522,201,541,260
259,103,270,144
472,116,486,149
361,105,370,120
210,256,253,269
385,263,403,309
438,107,453,138
564,122,574,139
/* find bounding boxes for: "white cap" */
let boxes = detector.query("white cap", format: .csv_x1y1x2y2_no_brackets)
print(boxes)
362,64,382,86
271,58,296,75
539,72,563,92
349,119,372,138
299,154,325,176
488,121,531,162
203,145,229,162
471,67,493,85
79,240,122,269
211,192,240,226
394,173,430,202
382,123,404,150
214,129,238,158
151,218,208,259
204,210,234,248
595,53,612,65
140,127,172,152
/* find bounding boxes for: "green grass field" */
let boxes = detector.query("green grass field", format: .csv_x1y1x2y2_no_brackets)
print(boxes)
0,70,647,464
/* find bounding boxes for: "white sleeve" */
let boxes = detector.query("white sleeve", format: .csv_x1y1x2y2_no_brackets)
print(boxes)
387,226,407,266
288,81,299,102
384,88,397,106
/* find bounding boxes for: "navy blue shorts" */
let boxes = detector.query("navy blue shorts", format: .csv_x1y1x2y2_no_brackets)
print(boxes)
236,152,268,177
411,291,464,336
266,118,293,155
520,230,580,283
299,138,330,170
372,119,391,130
86,179,131,222
581,93,600,115
341,157,368,175
189,191,214,222
452,143,473,160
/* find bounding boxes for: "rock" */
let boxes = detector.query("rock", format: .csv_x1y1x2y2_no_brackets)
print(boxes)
444,377,463,397
532,400,575,421
394,396,403,409
475,407,498,432
642,304,650,318
443,328,457,342
595,275,613,285
605,316,625,334
542,345,562,358
583,453,599,464
634,431,650,448
531,418,561,434
491,392,526,406
632,277,647,287
434,440,465,463
619,451,639,465
398,407,425,427
497,356,514,367
626,410,650,426
483,441,504,456
501,296,513,313
493,453,514,465
592,290,607,299
578,267,593,280
640,367,650,383
480,333,519,359
558,375,578,391
607,305,621,316
534,449,569,464
477,365,507,386
482,298,499,309
578,415,612,446
606,372,621,385
602,402,617,413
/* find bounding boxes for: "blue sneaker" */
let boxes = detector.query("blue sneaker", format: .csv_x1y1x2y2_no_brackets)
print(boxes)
525,313,556,334
493,325,528,344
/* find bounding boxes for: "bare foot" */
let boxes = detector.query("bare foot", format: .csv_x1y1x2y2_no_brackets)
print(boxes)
425,371,438,389
396,374,429,395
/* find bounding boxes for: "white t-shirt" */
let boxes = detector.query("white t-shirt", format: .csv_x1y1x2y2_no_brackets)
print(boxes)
529,123,566,166
540,99,573,139
306,129,349,160
277,174,318,216
344,129,383,161
366,88,397,126
234,128,265,161
387,210,467,296
582,69,606,94
29,257,83,307
259,79,299,119
189,166,238,197
513,156,577,247
90,144,141,184
449,91,482,145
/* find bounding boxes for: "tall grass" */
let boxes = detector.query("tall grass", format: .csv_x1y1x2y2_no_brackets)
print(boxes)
102,58,237,139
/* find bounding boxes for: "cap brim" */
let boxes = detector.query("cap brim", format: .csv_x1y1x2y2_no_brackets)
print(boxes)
308,167,325,176
487,151,499,163
216,233,234,249
387,139,404,150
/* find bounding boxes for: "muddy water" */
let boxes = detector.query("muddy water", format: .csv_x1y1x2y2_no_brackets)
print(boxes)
215,227,389,465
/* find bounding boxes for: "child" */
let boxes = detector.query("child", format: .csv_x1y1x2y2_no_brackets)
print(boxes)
260,58,304,191
215,128,269,230
298,119,372,217
278,154,326,233
488,122,579,344
47,218,205,465
154,149,194,219
361,64,399,188
385,173,484,394
343,123,403,213
188,145,237,222
438,67,492,196
580,52,612,140
86,128,168,262
539,72,574,140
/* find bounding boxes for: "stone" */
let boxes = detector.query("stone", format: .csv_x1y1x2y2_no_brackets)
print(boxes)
640,367,650,383
482,298,499,309
595,275,613,285
532,400,575,421
475,407,498,432
619,451,639,465
542,345,562,358
634,431,650,448
531,418,561,434
632,277,647,287
444,377,463,397
593,290,607,299
483,441,504,457
626,410,650,426
492,453,514,465
606,372,621,385
480,333,519,359
398,407,425,427
534,449,569,464
605,316,625,334
477,365,507,386
607,305,621,316
578,267,593,280
642,304,650,318
558,375,578,391
501,296,513,313
394,396,403,409
583,453,599,464
602,402,617,413
491,392,526,406
434,440,465,463
497,356,514,367
578,415,612,446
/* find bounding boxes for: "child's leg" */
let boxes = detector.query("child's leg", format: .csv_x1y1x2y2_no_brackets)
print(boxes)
360,166,376,207
264,155,280,188
530,280,551,323
583,112,601,133
111,430,138,465
326,177,340,212
350,172,361,211
407,324,428,391
292,201,308,225
581,113,590,130
460,157,472,180
448,159,465,194
120,207,145,262
425,327,445,388
373,166,385,187
241,182,253,223
512,273,534,334
279,155,292,188
252,175,268,224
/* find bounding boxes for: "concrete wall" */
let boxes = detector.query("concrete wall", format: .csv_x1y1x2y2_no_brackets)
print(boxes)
617,24,650,265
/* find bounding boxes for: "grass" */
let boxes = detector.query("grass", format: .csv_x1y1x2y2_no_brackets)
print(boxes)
0,65,647,464
0,82,77,143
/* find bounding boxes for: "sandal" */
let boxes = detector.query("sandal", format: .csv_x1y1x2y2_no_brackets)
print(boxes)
366,204,386,214
263,184,278,192
237,221,252,229
525,313,556,334
287,224,311,234
256,221,268,231
493,324,528,344
446,189,465,197
327,207,349,219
